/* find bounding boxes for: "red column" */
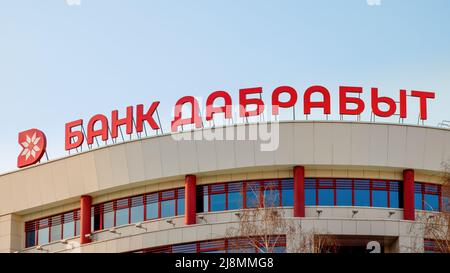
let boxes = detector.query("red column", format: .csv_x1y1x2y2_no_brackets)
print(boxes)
403,169,415,221
294,166,305,217
185,175,197,225
80,195,92,244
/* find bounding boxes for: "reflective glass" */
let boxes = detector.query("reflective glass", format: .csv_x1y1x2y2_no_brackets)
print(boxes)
228,191,242,210
372,190,388,208
116,207,129,226
50,224,62,242
281,188,293,206
355,189,370,206
305,188,316,206
318,189,334,206
211,193,226,211
424,194,439,211
161,199,176,218
177,197,185,215
38,227,49,245
63,213,75,239
415,192,423,210
26,231,36,248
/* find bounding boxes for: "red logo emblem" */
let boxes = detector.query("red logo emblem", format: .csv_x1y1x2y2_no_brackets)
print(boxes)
17,129,47,168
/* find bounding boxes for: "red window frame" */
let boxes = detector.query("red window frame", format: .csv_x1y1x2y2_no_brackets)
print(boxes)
25,209,80,248
416,182,442,211
370,180,390,207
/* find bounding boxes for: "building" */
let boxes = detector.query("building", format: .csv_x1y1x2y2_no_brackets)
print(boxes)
0,121,449,253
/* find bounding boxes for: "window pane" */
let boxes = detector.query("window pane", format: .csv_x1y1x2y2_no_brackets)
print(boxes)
38,227,49,245
211,193,226,211
146,194,158,220
354,180,370,207
336,180,352,206
415,193,423,210
372,190,388,208
318,189,334,206
389,191,399,208
177,198,185,216
228,191,242,210
103,202,114,229
51,224,62,242
336,189,352,206
161,200,176,218
63,213,75,239
63,221,75,239
305,189,316,206
274,246,286,253
246,183,260,208
116,208,129,226
131,205,144,223
424,194,439,211
203,193,209,212
131,196,144,223
75,220,80,236
355,189,370,206
443,197,450,212
26,231,36,248
282,188,293,206
264,186,280,207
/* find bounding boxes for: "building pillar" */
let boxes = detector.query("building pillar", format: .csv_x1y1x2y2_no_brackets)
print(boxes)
80,195,92,245
403,169,415,221
185,175,197,225
294,166,305,217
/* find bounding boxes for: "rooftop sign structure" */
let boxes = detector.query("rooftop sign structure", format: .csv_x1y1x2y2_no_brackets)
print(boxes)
17,84,436,168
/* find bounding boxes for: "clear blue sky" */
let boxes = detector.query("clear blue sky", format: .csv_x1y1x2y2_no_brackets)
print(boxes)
0,0,449,173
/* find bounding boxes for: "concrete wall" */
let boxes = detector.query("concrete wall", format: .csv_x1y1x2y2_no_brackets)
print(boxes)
0,121,448,217
19,207,424,253
0,121,448,252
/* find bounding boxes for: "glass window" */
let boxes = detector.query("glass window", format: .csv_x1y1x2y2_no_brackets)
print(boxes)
161,199,176,218
37,219,49,246
336,189,352,206
424,194,439,211
63,213,75,239
116,199,130,226
263,182,280,207
146,193,158,220
246,182,260,208
103,202,114,229
26,230,36,248
415,192,423,210
177,197,185,216
50,216,62,242
389,191,399,208
443,196,450,212
50,224,61,242
372,190,388,208
203,192,209,212
336,180,352,206
318,189,334,206
389,182,400,208
354,180,370,207
211,193,226,211
305,179,316,206
75,219,80,236
305,188,316,206
131,196,144,223
281,186,293,206
228,191,242,210
228,183,243,210
318,180,334,206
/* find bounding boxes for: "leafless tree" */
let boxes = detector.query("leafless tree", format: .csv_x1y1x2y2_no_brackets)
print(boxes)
225,182,338,253
413,163,450,253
